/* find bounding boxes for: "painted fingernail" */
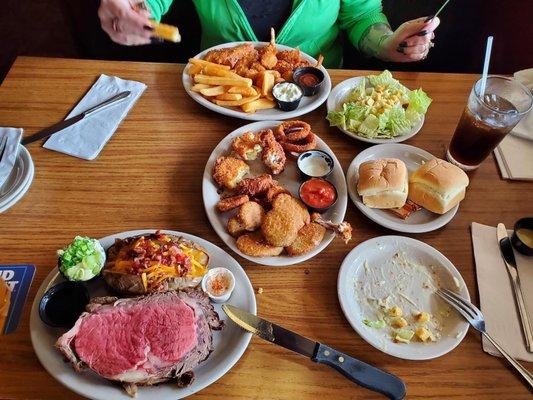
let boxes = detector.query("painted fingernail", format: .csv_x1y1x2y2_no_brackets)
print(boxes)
150,37,163,44
399,41,408,47
144,25,154,31
396,47,405,54
424,15,434,23
417,30,428,36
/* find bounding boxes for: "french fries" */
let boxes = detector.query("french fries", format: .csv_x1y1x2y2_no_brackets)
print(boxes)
259,71,275,97
241,98,276,113
214,95,260,107
191,83,211,92
188,58,231,70
194,74,252,87
216,93,243,101
188,64,203,76
200,85,226,97
227,86,258,96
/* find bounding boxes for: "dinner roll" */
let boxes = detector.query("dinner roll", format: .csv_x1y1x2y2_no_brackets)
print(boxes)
408,158,469,214
357,158,408,209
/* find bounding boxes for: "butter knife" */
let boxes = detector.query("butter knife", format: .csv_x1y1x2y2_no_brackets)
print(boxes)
223,305,406,400
497,223,533,352
21,91,131,145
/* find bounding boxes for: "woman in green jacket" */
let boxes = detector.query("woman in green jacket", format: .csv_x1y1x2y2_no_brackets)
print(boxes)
98,0,440,67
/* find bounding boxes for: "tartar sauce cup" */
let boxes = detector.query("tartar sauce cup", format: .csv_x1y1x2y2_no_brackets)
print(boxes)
201,267,236,303
297,150,334,180
511,217,533,256
272,82,303,111
292,67,324,96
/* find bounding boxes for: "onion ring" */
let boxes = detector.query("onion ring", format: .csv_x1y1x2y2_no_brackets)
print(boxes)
281,132,316,153
275,120,311,142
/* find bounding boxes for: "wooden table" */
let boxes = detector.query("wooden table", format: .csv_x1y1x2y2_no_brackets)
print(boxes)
0,56,531,399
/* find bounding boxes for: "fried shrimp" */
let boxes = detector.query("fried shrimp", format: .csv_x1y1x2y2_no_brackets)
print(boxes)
236,231,283,257
216,194,250,212
236,174,277,197
232,131,262,160
260,129,286,175
212,156,250,189
259,28,278,69
285,222,326,256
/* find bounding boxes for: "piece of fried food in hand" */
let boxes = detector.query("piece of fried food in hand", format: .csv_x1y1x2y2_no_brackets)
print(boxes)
216,194,249,212
212,156,250,189
236,231,283,257
227,217,247,237
285,222,326,256
272,193,310,225
236,173,277,197
265,185,289,204
237,201,265,231
260,129,286,175
261,209,302,247
232,131,262,160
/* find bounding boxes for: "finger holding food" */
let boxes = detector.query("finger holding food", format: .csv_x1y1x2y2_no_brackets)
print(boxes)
216,194,250,212
237,201,265,231
236,173,277,197
212,156,250,190
236,231,284,257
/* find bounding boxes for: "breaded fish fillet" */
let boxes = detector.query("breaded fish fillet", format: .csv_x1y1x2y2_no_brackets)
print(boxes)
212,156,249,190
272,193,310,225
285,222,326,256
261,209,302,247
204,43,257,68
236,232,283,257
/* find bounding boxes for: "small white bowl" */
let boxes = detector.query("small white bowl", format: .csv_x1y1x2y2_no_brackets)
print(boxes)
201,267,236,303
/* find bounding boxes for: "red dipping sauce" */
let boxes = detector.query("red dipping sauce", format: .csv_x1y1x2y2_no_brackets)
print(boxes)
298,73,320,87
300,178,337,210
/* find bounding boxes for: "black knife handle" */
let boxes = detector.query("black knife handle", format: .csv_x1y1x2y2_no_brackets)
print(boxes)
312,343,406,400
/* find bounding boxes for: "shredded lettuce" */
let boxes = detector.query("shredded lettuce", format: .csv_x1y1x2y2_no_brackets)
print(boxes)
58,236,105,281
363,319,386,329
326,70,431,139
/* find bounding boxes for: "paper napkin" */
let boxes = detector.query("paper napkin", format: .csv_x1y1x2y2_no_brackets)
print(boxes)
471,222,533,362
0,128,23,188
43,74,147,160
494,68,533,181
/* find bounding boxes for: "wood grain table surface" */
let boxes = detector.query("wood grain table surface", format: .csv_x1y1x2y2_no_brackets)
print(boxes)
0,56,532,399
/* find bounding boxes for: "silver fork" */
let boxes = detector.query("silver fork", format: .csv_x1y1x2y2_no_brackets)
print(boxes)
436,288,533,388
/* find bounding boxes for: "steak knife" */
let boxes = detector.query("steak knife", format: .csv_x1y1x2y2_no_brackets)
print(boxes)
497,223,533,352
21,91,131,145
223,305,406,400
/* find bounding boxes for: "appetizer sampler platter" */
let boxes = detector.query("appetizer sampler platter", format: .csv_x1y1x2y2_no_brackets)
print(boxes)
203,121,348,267
338,236,470,360
30,230,256,400
347,144,460,233
326,73,430,144
183,41,331,121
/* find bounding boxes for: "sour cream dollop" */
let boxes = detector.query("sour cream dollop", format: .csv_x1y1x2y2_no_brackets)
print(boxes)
272,82,303,102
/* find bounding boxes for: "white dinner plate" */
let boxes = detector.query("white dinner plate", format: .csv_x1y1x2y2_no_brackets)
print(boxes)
183,42,331,121
30,229,257,400
0,146,34,213
326,76,424,144
338,236,470,360
202,121,348,267
347,143,459,233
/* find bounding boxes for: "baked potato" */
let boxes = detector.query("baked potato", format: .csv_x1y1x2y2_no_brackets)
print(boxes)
103,231,209,295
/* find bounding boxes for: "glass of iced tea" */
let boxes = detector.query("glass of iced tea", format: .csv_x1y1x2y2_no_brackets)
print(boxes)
447,75,532,170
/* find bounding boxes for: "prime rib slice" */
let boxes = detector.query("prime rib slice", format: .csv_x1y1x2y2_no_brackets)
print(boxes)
56,288,223,397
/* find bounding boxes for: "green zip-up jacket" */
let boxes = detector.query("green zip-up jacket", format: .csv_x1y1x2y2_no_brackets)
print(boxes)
146,0,389,68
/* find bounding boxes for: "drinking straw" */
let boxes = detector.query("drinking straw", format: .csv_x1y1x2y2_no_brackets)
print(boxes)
479,36,493,96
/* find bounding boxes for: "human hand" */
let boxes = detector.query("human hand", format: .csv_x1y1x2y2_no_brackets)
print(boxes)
98,0,153,46
378,16,440,62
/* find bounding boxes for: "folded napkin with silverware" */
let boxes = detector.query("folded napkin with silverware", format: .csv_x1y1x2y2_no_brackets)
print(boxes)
0,128,23,188
43,74,146,160
471,222,533,362
494,68,533,181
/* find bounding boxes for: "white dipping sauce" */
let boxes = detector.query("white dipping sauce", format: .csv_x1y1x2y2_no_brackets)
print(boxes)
272,82,302,102
300,156,330,177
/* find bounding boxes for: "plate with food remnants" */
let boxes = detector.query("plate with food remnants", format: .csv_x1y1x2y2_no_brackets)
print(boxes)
338,236,470,360
326,71,431,144
30,230,256,400
182,31,331,121
346,143,469,233
203,120,350,267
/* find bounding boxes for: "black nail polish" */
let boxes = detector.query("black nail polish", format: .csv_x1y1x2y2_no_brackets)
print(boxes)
396,47,405,54
399,41,408,47
424,15,434,23
417,30,428,37
150,37,164,44
144,25,154,31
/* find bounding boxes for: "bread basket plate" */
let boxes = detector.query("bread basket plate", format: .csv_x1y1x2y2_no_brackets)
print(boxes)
326,76,424,144
347,144,458,233
183,41,331,121
203,120,348,267
338,235,470,360
30,229,256,400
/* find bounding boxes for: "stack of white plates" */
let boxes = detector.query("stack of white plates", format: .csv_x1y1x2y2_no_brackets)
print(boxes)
0,147,34,213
